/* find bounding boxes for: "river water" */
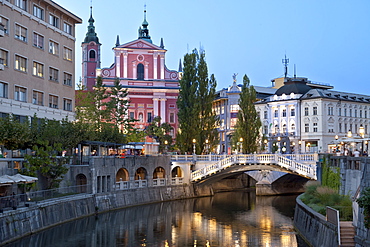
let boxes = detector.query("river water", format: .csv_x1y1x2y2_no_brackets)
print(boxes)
7,190,309,247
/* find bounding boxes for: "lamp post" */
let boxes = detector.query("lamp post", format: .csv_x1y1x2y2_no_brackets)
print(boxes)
359,125,365,155
239,137,243,154
192,139,196,155
347,130,352,154
264,139,268,153
298,140,301,154
164,140,168,154
335,135,339,153
277,136,281,154
205,139,209,154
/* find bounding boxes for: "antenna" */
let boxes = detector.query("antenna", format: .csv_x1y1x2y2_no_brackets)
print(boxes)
282,54,289,78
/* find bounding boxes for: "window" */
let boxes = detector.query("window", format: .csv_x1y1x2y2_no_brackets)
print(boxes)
263,125,268,135
33,61,43,77
339,123,342,133
274,109,278,118
129,112,134,119
147,112,152,123
313,106,317,115
15,0,27,10
32,90,43,105
15,55,27,72
328,106,333,115
49,95,58,108
264,111,267,119
282,109,286,117
230,105,239,112
49,14,59,28
290,108,295,117
169,113,175,123
365,111,367,119
137,63,144,80
15,86,26,102
33,5,44,20
355,110,357,118
63,98,72,111
63,22,72,34
313,123,318,132
33,32,44,49
138,113,143,122
282,124,287,133
63,47,72,61
349,109,352,117
304,123,309,132
360,110,362,118
63,73,72,86
291,123,295,131
49,40,59,55
49,67,58,82
0,16,9,34
304,107,309,116
0,49,8,66
89,50,95,59
345,123,347,133
344,108,347,116
339,108,341,116
15,24,27,42
0,82,8,98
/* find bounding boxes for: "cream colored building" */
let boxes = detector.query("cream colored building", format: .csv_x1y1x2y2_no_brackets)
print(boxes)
0,0,81,120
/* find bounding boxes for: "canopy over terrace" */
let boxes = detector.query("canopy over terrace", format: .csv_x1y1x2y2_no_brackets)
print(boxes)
0,174,38,185
329,136,370,153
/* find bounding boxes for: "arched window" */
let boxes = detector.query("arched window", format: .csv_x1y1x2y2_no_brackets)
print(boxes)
137,63,144,80
89,50,96,59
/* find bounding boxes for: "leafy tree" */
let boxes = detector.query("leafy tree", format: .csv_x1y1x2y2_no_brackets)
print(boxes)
146,116,173,153
176,50,198,153
233,74,261,153
176,49,219,154
23,140,69,189
0,114,30,150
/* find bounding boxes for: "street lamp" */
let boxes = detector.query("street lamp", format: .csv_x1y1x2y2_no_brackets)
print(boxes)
335,135,339,153
164,140,168,154
205,139,209,154
192,139,196,155
277,136,281,153
359,125,365,154
347,130,352,138
298,140,302,154
239,137,243,153
264,139,268,152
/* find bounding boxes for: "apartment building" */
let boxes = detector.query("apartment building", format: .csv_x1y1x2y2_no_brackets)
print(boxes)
0,0,82,120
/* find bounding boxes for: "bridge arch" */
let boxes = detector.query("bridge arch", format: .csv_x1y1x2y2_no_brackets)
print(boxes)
171,166,183,177
116,168,129,182
135,167,147,180
153,167,166,179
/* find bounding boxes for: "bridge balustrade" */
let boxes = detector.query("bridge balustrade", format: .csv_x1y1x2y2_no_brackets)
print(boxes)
134,180,147,188
171,177,183,185
153,178,166,186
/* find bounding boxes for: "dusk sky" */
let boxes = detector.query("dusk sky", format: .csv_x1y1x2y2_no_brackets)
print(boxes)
57,0,370,94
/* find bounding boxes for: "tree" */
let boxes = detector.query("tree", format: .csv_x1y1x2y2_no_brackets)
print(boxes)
233,74,261,153
176,50,198,153
0,114,30,150
176,49,219,154
146,116,173,153
23,140,69,189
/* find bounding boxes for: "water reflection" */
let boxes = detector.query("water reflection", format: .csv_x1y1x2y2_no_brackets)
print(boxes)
7,191,304,247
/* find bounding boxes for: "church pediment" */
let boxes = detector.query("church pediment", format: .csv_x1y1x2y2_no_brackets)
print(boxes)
117,39,163,50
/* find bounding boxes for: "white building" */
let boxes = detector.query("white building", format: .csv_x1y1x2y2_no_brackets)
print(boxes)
255,76,370,154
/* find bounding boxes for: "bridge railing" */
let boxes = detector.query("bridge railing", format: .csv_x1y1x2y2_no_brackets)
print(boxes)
190,154,317,182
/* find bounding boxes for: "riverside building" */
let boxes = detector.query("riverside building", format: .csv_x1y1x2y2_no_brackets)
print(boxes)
0,0,82,120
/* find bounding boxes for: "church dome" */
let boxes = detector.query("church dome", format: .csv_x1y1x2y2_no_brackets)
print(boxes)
275,77,312,96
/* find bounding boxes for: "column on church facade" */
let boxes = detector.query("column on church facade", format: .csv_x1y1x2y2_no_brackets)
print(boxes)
153,53,158,80
153,98,159,118
123,51,128,78
160,54,165,79
160,98,167,123
132,62,137,79
115,51,121,77
145,62,149,80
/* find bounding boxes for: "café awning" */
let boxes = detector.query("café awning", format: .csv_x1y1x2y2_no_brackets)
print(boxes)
0,174,38,185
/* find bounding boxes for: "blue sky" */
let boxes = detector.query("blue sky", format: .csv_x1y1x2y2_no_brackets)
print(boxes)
57,0,370,94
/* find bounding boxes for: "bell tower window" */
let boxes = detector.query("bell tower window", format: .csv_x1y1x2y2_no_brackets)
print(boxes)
137,63,144,80
89,50,96,59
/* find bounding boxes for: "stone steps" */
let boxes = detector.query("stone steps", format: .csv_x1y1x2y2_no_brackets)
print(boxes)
340,221,355,247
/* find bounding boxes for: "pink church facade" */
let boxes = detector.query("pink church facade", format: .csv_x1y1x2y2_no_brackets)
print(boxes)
81,9,180,137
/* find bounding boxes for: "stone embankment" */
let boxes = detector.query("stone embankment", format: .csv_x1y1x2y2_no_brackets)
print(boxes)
0,184,212,245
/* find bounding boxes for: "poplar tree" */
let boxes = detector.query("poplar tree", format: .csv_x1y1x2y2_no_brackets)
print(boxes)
176,49,218,154
233,74,261,153
176,51,198,153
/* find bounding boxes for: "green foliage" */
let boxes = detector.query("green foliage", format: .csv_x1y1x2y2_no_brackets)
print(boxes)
232,75,262,153
0,114,30,150
357,187,370,229
24,140,69,189
301,185,352,221
176,49,219,154
146,116,173,153
321,156,340,191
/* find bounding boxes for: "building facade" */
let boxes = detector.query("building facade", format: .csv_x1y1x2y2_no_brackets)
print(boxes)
213,75,276,154
82,9,180,136
255,76,370,154
0,0,81,120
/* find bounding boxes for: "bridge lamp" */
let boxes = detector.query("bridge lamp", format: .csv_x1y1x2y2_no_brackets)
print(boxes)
239,137,243,153
298,140,302,154
277,136,281,153
164,140,168,154
192,139,196,155
335,135,339,153
347,130,352,138
205,139,209,154
264,139,268,152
